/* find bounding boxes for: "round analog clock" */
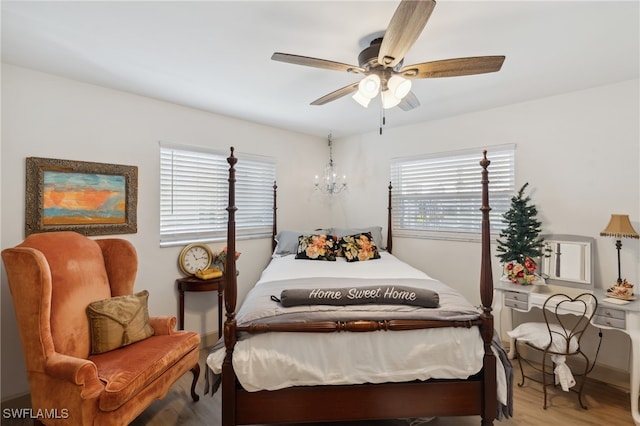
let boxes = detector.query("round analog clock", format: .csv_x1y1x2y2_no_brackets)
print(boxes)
178,243,213,276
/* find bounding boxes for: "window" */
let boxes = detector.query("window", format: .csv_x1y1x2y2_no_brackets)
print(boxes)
390,145,515,240
160,142,276,246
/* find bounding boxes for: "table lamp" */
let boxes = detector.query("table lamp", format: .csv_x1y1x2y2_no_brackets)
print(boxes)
600,214,639,284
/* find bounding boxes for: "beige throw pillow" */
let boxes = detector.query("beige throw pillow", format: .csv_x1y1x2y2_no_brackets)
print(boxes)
87,290,154,355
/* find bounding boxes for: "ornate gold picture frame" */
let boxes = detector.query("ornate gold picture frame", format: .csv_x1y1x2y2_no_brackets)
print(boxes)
25,157,138,236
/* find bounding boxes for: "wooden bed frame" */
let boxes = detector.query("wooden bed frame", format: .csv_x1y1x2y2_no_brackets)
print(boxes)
221,148,497,426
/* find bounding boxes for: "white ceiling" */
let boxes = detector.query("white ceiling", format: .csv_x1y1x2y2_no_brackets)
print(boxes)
2,1,638,139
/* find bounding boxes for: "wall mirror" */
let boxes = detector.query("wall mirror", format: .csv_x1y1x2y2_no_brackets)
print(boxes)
539,234,594,290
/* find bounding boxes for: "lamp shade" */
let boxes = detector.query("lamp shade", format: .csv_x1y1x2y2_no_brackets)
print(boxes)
600,214,639,239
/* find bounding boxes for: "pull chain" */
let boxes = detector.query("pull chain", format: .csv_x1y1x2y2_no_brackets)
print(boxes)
379,92,386,135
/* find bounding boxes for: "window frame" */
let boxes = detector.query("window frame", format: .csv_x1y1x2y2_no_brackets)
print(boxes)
159,142,276,247
390,144,515,242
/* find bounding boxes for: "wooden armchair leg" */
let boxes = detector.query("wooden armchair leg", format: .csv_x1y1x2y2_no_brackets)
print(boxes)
190,363,200,402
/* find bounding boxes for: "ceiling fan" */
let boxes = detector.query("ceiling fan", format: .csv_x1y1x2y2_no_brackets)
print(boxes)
271,0,505,112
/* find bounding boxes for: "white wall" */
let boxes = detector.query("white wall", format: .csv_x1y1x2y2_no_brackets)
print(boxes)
333,78,640,377
0,64,330,400
2,63,638,399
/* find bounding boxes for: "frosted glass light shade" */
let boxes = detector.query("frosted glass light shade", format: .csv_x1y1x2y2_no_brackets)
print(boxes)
358,74,381,98
382,90,402,109
352,74,381,108
388,75,412,99
352,90,372,108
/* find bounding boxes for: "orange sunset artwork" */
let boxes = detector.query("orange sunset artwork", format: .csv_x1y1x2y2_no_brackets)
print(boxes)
43,171,126,225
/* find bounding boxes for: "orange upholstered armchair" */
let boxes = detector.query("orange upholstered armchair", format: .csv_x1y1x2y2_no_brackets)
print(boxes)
2,231,201,425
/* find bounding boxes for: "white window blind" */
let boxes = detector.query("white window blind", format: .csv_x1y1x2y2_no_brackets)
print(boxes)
390,145,515,240
160,142,276,246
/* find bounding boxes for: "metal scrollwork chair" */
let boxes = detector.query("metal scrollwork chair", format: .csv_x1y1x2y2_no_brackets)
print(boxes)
508,292,599,409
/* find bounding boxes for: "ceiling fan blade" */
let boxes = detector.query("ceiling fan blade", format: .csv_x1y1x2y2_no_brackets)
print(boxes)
272,52,364,74
398,91,420,111
378,0,436,68
400,56,506,79
310,82,360,105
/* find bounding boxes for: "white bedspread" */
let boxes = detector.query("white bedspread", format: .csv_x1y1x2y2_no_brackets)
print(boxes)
207,253,506,405
232,252,481,324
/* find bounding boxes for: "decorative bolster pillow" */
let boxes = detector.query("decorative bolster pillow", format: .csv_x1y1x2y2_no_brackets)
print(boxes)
278,285,439,308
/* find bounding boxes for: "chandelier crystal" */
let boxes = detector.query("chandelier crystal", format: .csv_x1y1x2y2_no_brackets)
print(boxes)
315,134,347,195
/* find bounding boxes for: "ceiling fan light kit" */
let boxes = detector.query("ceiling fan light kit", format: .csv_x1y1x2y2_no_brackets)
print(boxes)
352,73,411,110
272,0,505,132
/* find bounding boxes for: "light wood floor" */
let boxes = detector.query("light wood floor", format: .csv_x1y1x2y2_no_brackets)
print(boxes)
2,348,634,425
130,348,635,426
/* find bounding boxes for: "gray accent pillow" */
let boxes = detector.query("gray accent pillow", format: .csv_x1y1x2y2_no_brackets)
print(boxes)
331,226,385,250
273,229,330,256
279,285,439,308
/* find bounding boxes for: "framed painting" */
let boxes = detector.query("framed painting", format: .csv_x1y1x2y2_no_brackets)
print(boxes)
25,157,138,236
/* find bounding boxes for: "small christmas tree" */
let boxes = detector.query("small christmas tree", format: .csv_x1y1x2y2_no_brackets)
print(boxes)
496,183,545,266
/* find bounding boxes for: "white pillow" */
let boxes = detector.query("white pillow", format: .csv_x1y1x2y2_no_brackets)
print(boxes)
507,322,578,353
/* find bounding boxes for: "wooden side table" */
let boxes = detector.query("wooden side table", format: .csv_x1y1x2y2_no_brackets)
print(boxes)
176,276,224,337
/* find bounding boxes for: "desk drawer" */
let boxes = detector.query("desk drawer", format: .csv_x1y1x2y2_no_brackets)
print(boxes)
504,291,528,310
597,306,625,320
593,307,626,329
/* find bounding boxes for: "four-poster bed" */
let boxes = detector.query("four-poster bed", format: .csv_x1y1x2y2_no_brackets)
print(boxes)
209,147,505,426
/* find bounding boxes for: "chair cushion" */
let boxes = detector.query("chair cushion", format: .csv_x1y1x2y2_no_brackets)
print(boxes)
89,332,200,411
87,290,155,354
507,322,578,353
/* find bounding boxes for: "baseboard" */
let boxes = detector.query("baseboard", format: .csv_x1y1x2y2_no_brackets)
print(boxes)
201,331,221,349
1,392,31,409
588,363,630,392
506,340,631,392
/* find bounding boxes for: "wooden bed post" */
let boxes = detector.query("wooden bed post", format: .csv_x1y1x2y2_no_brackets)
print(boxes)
480,150,497,426
272,181,278,253
219,149,499,426
222,147,238,426
387,182,393,254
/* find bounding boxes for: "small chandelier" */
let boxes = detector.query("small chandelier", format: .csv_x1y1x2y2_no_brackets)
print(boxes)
315,133,347,195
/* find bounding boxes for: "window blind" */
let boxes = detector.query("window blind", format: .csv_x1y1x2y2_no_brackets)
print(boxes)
390,145,515,239
160,142,276,246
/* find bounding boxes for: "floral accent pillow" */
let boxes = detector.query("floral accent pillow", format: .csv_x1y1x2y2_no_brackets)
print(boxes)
339,232,381,262
295,234,337,261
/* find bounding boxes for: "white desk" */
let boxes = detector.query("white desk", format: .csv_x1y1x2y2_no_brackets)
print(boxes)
494,282,640,425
